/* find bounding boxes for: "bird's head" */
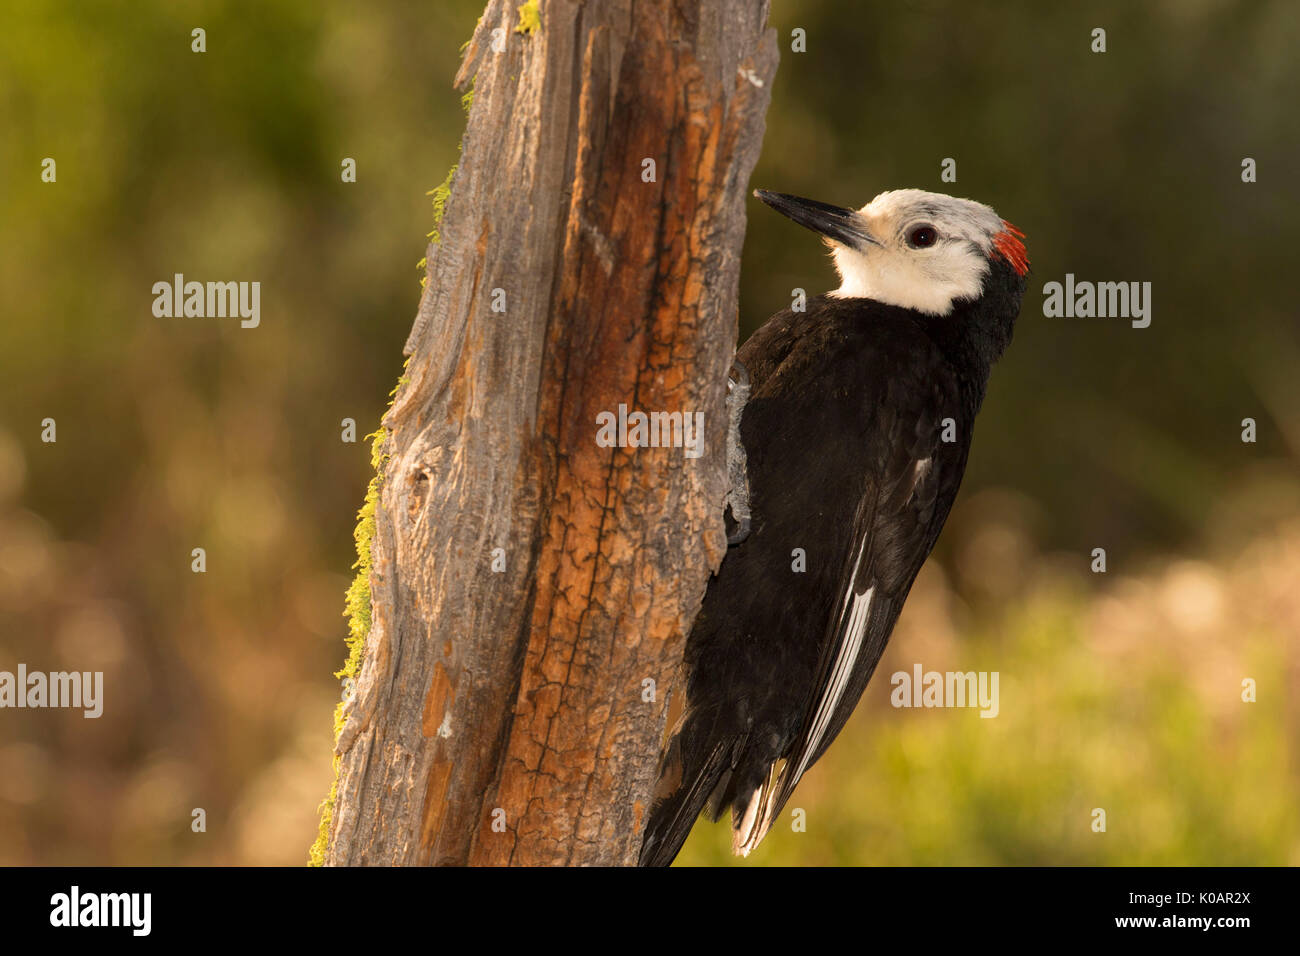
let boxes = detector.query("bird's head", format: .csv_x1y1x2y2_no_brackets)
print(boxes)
754,188,1029,317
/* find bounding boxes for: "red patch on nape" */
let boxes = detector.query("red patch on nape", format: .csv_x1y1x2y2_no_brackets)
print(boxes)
991,220,1030,276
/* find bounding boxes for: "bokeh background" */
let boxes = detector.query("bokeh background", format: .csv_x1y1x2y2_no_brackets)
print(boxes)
0,0,1296,865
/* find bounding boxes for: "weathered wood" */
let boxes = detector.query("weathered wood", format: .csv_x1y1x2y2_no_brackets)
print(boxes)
325,0,776,866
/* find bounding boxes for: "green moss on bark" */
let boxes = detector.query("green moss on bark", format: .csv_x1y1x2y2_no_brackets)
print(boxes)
309,422,391,867
311,58,475,871
515,1,540,36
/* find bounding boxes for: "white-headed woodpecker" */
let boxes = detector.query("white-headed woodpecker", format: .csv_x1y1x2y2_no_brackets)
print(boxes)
639,188,1029,866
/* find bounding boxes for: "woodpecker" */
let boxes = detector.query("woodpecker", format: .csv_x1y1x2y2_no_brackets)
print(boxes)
638,187,1029,866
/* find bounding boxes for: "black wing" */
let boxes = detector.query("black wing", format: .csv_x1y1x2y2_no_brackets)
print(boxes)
736,359,969,852
641,301,975,864
731,305,974,853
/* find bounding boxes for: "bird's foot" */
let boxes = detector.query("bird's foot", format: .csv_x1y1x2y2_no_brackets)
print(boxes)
727,357,750,393
725,360,752,546
727,514,751,547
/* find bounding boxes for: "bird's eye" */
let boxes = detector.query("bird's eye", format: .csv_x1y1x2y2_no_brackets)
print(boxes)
906,225,939,248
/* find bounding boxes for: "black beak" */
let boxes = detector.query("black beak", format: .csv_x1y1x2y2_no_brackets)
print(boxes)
753,189,880,249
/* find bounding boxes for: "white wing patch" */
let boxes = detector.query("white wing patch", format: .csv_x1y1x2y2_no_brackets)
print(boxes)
733,455,932,856
791,533,877,786
732,540,878,858
906,457,932,504
734,784,764,857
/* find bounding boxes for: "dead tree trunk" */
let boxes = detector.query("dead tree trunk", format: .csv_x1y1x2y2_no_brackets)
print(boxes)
324,0,776,866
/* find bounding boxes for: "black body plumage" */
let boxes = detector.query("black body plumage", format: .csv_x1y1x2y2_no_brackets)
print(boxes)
639,252,1027,867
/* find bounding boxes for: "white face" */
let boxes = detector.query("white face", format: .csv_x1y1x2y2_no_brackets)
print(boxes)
826,189,1010,316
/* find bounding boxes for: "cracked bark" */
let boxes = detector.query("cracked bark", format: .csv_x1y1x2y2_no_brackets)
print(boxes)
325,0,777,866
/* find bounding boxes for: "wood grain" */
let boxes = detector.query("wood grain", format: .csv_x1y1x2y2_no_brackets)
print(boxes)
326,0,777,867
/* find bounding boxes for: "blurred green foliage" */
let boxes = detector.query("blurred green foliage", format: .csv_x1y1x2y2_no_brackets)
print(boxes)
0,0,481,865
679,516,1300,864
0,1,1295,865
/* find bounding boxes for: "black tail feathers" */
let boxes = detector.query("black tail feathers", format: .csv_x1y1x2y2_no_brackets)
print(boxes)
638,715,740,866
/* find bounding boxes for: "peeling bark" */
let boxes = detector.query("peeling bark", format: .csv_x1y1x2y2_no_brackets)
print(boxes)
326,0,777,866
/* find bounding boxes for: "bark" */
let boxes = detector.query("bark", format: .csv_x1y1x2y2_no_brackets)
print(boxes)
325,0,776,866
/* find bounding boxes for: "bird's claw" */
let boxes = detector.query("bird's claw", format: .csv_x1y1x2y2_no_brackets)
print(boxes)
725,359,752,547
726,515,751,546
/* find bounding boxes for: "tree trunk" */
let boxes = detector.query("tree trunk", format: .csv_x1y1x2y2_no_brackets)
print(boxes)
325,0,776,866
